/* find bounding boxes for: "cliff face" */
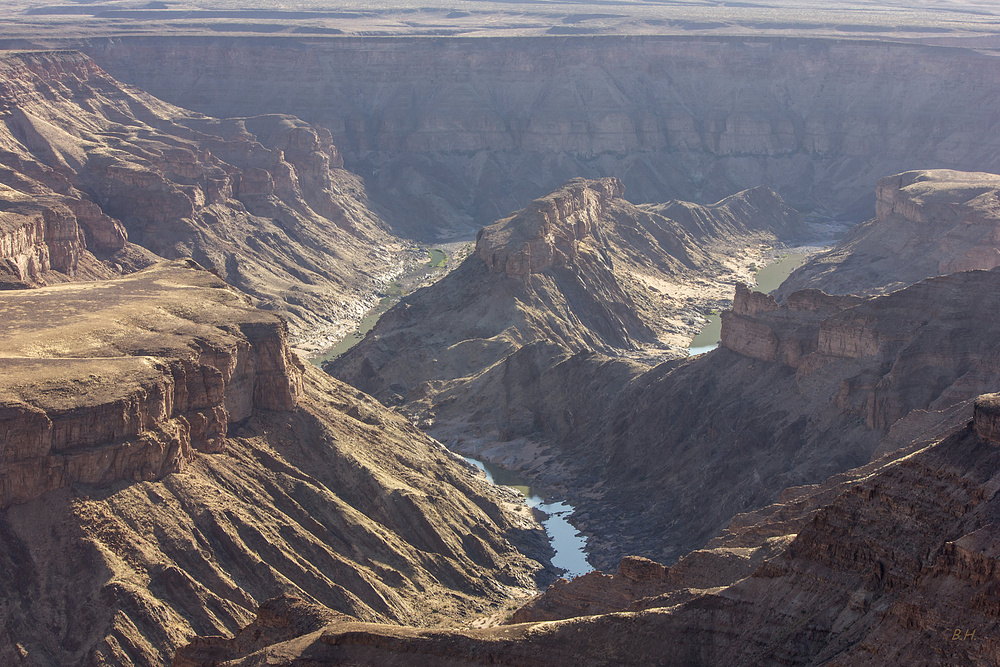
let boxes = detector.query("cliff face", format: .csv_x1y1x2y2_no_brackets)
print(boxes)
777,169,1000,298
0,50,399,349
0,260,303,508
558,267,1000,568
174,397,1000,666
328,178,801,421
0,262,553,666
78,37,1000,236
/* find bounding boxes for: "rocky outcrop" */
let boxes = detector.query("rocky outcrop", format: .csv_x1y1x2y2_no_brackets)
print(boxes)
973,393,1000,445
0,50,400,346
0,262,553,666
778,169,1000,298
79,37,1000,236
720,283,863,365
172,407,1000,666
329,178,801,415
476,177,625,277
0,260,302,508
508,555,670,623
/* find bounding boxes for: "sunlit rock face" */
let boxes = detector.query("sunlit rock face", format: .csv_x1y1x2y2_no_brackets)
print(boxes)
85,36,1000,236
0,50,399,346
0,261,552,666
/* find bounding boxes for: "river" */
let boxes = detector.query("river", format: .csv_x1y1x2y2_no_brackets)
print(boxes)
463,456,591,579
309,247,592,578
688,250,810,356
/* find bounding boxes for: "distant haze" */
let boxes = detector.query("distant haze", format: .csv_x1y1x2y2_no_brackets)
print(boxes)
3,0,1000,43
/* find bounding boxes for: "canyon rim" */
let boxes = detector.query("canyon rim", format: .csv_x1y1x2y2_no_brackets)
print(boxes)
1,2,1000,666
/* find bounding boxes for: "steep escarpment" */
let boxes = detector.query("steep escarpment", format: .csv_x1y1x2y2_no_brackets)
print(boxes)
174,400,1000,666
0,49,400,349
0,262,552,666
78,37,1000,236
777,169,1000,298
328,178,801,415
563,268,1000,568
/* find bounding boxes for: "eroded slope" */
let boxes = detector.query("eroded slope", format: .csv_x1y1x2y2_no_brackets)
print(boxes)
0,262,552,666
328,177,802,413
178,398,1000,666
0,49,401,352
77,37,1000,236
777,169,1000,298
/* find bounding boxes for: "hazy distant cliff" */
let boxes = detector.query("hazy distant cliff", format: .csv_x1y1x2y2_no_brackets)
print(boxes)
79,36,1000,236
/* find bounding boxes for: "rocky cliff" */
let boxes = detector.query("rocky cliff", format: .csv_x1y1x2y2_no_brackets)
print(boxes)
178,400,1000,665
0,49,400,351
70,37,1000,237
777,169,1000,298
558,267,1000,568
0,260,302,508
328,177,801,419
0,262,553,666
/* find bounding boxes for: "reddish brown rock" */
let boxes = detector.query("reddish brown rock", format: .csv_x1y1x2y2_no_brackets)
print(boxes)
171,410,1000,666
0,261,302,508
0,263,553,666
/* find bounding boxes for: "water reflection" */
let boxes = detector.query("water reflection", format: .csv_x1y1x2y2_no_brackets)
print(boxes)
463,456,591,579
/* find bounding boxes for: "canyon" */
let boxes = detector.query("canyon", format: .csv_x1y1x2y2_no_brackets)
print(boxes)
0,261,553,665
0,49,406,354
0,12,1000,666
331,171,1000,572
57,36,1000,240
177,393,1000,666
777,169,1000,298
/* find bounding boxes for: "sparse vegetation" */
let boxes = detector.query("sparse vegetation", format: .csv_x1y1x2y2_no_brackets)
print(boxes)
427,248,448,269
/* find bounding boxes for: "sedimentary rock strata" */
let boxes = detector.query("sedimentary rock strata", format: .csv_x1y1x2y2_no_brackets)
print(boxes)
0,50,400,348
777,169,1000,298
173,399,1000,666
72,37,1000,236
0,262,552,666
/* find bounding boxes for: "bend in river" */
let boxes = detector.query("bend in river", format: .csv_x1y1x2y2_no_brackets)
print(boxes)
689,249,812,356
463,456,591,579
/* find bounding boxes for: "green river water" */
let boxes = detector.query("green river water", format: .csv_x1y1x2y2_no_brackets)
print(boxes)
688,251,809,355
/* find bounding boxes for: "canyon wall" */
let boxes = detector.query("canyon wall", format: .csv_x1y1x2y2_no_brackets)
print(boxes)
778,169,1000,298
182,402,1000,665
0,261,553,665
0,50,400,351
70,36,1000,236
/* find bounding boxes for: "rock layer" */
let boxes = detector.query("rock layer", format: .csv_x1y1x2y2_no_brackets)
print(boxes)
0,49,399,345
0,260,303,507
74,37,1000,236
173,403,1000,666
0,262,553,666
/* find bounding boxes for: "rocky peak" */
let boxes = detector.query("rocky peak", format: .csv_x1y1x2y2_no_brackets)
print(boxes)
475,177,624,277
